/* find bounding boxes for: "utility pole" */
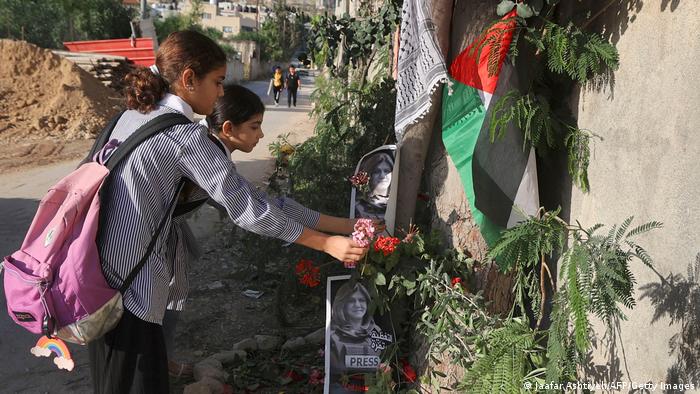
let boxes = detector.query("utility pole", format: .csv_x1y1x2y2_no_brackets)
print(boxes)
256,0,260,30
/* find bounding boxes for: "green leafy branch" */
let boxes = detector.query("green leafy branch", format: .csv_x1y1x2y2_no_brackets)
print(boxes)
481,2,620,193
489,90,601,192
307,0,399,71
526,21,619,84
489,210,661,386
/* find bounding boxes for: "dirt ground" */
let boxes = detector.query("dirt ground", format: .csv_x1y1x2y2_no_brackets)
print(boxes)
0,76,321,393
0,139,95,173
170,206,328,393
0,40,122,174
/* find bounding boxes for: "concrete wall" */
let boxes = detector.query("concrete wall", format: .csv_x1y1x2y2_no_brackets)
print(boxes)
562,0,700,384
225,59,245,82
425,0,700,384
228,39,256,60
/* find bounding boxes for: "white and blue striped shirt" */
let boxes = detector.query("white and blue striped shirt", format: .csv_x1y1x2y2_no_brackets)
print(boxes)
98,94,319,323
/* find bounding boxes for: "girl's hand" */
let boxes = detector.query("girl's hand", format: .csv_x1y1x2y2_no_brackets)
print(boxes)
323,236,368,263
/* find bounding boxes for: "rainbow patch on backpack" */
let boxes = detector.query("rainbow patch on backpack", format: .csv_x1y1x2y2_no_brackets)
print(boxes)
30,336,74,371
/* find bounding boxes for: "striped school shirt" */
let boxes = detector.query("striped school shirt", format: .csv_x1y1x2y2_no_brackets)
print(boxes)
164,134,320,311
99,93,319,324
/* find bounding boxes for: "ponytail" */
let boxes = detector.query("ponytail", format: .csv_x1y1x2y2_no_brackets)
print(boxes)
124,30,227,113
124,67,168,113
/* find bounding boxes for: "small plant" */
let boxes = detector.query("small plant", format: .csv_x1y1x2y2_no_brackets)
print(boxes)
489,211,661,387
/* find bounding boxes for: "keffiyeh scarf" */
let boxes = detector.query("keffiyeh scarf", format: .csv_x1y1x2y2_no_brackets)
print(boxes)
394,0,450,144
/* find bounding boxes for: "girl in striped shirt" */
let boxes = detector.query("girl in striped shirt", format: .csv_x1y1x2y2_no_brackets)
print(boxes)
162,84,381,379
90,31,370,393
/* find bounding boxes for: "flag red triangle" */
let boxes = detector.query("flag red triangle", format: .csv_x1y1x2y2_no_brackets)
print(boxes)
449,10,517,94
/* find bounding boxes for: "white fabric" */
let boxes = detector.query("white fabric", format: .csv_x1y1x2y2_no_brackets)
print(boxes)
394,0,450,144
506,148,540,228
158,93,195,122
479,90,493,110
210,132,232,158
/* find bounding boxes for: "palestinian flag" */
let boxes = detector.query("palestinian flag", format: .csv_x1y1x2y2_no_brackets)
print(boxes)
441,10,539,247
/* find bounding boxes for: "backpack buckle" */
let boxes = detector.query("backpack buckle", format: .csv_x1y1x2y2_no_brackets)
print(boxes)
42,315,53,338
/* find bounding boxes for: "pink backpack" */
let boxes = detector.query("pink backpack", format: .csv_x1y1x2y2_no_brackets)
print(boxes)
2,113,189,345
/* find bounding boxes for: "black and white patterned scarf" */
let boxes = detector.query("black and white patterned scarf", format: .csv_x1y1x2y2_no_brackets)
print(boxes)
394,0,450,144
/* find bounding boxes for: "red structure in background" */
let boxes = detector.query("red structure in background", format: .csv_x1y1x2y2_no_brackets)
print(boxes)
63,37,155,66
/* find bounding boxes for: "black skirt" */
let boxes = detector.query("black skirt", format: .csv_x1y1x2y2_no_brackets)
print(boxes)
88,309,169,394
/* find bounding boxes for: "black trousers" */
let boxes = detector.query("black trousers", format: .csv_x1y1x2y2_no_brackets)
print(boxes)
288,88,298,106
89,309,169,394
273,86,282,103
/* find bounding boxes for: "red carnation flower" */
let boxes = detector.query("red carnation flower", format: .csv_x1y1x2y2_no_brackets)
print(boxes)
295,259,313,275
284,369,305,382
373,236,401,256
295,259,320,287
349,171,370,187
451,277,462,287
309,368,324,385
400,359,417,383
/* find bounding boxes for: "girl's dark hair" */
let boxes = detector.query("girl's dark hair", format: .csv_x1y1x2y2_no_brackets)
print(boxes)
125,30,227,113
205,84,265,131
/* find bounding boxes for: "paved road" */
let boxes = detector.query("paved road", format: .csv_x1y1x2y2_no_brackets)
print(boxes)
0,75,317,393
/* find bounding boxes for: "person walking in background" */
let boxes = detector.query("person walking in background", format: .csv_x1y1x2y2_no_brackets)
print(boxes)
272,66,283,106
285,65,301,108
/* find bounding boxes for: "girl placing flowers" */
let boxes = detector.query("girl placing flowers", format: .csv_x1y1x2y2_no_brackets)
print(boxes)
162,84,383,377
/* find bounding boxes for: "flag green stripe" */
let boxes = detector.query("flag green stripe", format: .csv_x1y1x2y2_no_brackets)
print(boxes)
441,81,502,246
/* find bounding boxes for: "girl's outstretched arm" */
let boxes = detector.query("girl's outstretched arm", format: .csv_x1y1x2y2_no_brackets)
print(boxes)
179,129,370,263
294,228,368,263
270,197,384,235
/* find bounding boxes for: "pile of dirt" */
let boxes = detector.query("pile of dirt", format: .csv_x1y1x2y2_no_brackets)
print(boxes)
0,39,121,144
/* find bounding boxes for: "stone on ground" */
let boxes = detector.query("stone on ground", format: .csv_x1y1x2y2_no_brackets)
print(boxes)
254,334,282,350
281,337,306,351
304,328,325,345
232,337,258,351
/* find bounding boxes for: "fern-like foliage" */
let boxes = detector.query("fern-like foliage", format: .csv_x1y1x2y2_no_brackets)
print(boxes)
460,319,543,394
489,208,567,273
489,90,556,151
488,208,567,321
469,16,525,77
545,217,662,384
529,21,620,84
410,211,660,392
485,14,619,193
410,255,502,389
565,127,595,192
545,298,581,385
489,90,596,192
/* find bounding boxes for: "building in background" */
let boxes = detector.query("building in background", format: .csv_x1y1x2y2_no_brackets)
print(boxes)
179,0,258,37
